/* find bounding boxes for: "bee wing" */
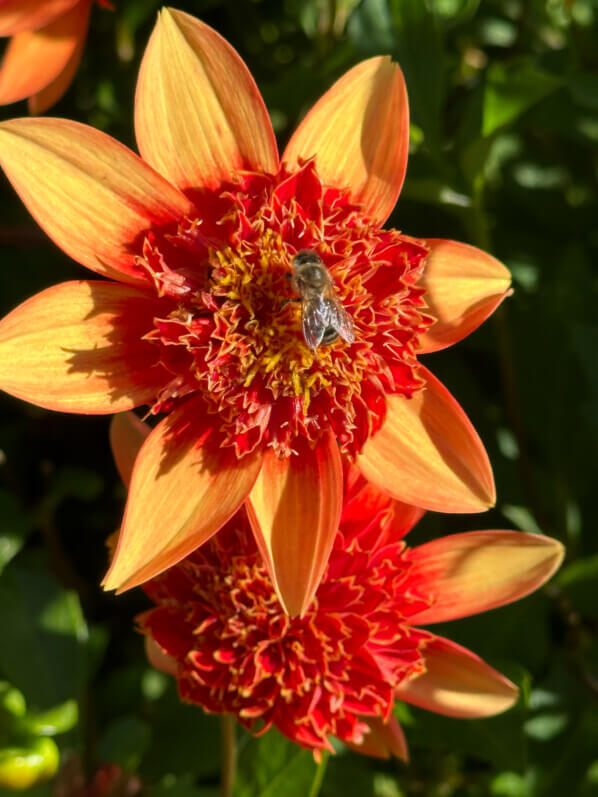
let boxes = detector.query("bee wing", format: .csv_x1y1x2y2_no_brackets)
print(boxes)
324,298,355,345
302,299,328,350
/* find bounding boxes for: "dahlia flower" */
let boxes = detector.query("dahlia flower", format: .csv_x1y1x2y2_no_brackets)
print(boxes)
104,415,564,759
0,8,511,615
0,0,112,114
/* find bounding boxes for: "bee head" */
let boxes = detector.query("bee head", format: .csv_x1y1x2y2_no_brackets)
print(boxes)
292,249,321,270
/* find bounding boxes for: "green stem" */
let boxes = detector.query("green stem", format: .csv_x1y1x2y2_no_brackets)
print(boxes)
220,715,237,797
308,751,329,797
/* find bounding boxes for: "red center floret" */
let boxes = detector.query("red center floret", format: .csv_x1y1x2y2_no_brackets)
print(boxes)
138,160,431,458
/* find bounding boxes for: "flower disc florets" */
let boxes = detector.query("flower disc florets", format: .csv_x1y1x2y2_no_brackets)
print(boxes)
139,496,433,754
139,160,431,457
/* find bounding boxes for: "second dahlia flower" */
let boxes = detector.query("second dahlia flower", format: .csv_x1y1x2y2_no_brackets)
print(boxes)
0,8,511,614
0,0,112,114
107,415,564,760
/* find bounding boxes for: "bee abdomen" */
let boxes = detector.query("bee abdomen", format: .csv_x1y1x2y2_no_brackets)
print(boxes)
321,327,340,345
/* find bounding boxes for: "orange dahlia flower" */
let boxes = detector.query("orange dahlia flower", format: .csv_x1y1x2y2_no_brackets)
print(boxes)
0,9,511,615
104,415,563,760
0,0,112,114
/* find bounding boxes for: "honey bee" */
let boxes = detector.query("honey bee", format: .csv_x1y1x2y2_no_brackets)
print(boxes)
291,250,355,350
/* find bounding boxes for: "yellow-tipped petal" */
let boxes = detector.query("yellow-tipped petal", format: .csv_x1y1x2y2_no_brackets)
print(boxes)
358,368,495,513
283,57,409,225
0,0,89,107
0,281,167,413
407,531,564,625
109,413,150,488
396,636,519,718
103,397,263,591
0,117,194,283
135,8,278,192
0,0,78,36
246,432,343,618
418,239,512,353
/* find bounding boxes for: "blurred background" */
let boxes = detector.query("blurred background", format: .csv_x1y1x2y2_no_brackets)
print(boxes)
0,1,597,795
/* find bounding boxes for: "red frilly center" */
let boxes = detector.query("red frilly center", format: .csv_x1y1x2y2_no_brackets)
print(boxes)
137,159,431,458
138,475,435,755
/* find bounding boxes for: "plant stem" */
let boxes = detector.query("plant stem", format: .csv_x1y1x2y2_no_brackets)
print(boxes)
308,751,329,797
220,714,237,797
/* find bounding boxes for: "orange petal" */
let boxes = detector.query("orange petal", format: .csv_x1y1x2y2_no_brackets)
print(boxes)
246,433,343,618
135,8,278,192
109,412,150,488
0,280,167,413
343,461,425,542
396,636,518,718
0,118,194,284
418,240,512,353
0,0,79,36
103,397,263,591
0,0,89,107
358,367,495,513
348,715,408,761
144,636,178,677
283,57,409,225
406,531,564,625
28,7,88,114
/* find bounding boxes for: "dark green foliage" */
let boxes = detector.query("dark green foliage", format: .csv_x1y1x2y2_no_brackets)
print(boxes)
1,0,597,794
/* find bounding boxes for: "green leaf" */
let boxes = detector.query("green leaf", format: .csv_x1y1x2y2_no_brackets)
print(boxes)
19,700,78,737
98,716,151,771
0,684,26,723
427,0,481,25
40,466,103,512
0,491,33,574
149,778,218,797
557,554,598,615
567,73,598,111
139,683,220,781
0,553,89,708
0,738,59,791
483,61,563,137
234,729,319,797
348,0,446,151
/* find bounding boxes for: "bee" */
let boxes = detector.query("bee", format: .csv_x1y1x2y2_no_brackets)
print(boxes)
291,250,355,351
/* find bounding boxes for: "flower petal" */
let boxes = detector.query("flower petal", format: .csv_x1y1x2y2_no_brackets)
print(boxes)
109,413,150,488
348,715,408,761
283,57,409,225
103,397,263,591
358,367,495,513
144,636,177,677
396,636,518,718
0,0,89,107
343,461,425,544
418,240,512,353
246,432,343,618
0,118,194,283
135,8,278,192
28,9,88,114
406,531,564,625
0,281,167,413
0,0,78,36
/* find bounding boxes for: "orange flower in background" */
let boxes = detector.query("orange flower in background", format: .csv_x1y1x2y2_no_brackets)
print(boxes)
106,415,564,759
0,0,112,114
0,8,511,615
